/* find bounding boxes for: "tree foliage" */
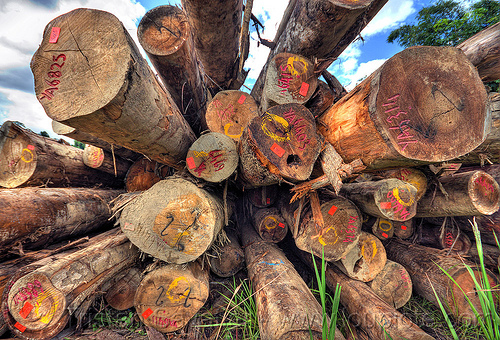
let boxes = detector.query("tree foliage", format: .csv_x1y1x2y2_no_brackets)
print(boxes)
387,0,500,48
73,140,85,150
39,131,50,138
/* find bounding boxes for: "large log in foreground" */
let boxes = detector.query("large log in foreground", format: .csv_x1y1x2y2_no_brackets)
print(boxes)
138,5,207,134
0,187,122,255
2,229,139,340
31,8,196,169
318,46,489,169
385,239,498,324
239,220,343,340
0,121,123,188
299,251,434,340
119,178,224,264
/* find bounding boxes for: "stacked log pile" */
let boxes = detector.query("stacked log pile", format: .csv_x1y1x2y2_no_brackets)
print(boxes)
1,2,500,339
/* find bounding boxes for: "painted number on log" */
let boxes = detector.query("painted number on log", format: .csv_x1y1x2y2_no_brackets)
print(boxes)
282,108,311,150
343,215,358,243
13,280,44,305
38,54,66,101
383,94,418,151
475,176,495,193
212,99,244,139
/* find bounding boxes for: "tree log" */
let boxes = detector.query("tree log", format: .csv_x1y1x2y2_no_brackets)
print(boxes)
125,158,170,192
250,206,288,243
299,250,434,340
181,0,242,91
469,242,500,271
457,21,500,82
238,218,342,340
367,260,412,309
296,196,362,261
339,179,418,221
119,178,224,264
305,80,336,118
251,0,388,104
208,228,244,277
185,132,239,182
102,267,142,311
245,184,279,208
51,121,141,162
416,170,500,217
134,261,209,333
371,218,394,240
385,238,498,324
2,229,139,340
261,53,317,111
419,223,472,255
137,5,207,134
0,121,123,188
333,231,387,282
318,46,489,169
393,219,414,239
238,103,323,188
31,8,196,169
205,90,259,143
454,214,500,247
82,144,131,178
380,167,428,202
0,187,122,256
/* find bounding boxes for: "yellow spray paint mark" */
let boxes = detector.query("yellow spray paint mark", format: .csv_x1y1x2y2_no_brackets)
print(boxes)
21,149,34,163
261,112,290,143
378,219,392,232
392,185,415,207
165,277,191,303
34,289,59,324
263,216,278,230
361,240,378,260
318,227,339,246
286,56,308,77
192,151,209,158
224,122,244,139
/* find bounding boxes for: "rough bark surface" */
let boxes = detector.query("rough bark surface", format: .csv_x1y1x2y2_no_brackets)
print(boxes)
208,228,245,278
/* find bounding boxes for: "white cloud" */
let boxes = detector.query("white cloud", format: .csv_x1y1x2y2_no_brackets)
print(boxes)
344,59,387,91
361,0,416,37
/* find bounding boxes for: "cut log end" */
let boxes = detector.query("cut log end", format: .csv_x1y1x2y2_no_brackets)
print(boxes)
372,218,394,240
82,145,105,168
375,179,418,221
252,207,288,243
125,158,169,192
245,185,279,208
469,171,500,215
368,260,412,309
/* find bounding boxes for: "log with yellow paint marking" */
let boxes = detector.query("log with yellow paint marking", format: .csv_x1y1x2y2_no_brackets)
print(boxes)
250,206,288,243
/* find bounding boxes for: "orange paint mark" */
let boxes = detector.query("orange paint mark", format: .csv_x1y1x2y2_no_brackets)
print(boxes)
401,225,407,230
299,82,309,97
14,322,26,333
49,27,60,43
142,308,154,319
380,202,391,209
19,302,33,319
328,205,338,216
270,143,285,158
381,232,389,238
186,157,196,169
278,222,285,229
27,144,35,151
238,95,246,104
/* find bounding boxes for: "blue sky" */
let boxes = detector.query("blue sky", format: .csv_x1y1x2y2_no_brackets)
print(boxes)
0,0,438,136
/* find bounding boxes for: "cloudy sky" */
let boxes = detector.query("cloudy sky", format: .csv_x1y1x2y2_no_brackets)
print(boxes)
0,0,434,137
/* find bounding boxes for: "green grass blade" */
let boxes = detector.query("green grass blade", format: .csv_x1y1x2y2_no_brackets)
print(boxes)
427,274,460,340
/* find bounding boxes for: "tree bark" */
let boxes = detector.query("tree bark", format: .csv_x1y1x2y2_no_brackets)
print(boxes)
119,178,224,264
333,231,387,282
367,260,412,309
305,80,336,118
419,223,472,255
318,46,489,169
457,21,500,82
51,121,141,162
208,228,245,277
181,0,242,91
0,187,122,256
296,196,362,262
245,184,279,208
0,121,123,188
416,170,500,217
385,238,498,324
185,132,239,183
31,8,196,169
251,0,388,104
339,179,418,221
82,144,131,178
238,218,343,340
469,242,500,271
2,229,139,340
102,267,142,311
250,206,288,243
125,158,170,192
238,103,323,188
298,250,434,340
205,90,259,143
134,261,209,333
137,5,207,135
379,167,428,202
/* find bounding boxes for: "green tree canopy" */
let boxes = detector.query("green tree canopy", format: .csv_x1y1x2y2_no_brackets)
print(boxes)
387,0,500,47
73,140,85,150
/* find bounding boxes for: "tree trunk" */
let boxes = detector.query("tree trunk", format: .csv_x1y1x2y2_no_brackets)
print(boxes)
245,184,279,208
119,178,224,264
250,206,288,243
102,267,142,311
305,80,336,118
31,8,196,169
385,238,498,324
186,132,239,183
457,21,500,82
419,223,472,255
340,179,418,221
181,0,242,91
205,90,259,143
469,242,500,271
0,187,122,256
137,5,207,135
393,218,414,239
134,261,209,333
51,121,141,162
2,229,139,340
82,144,131,178
367,260,412,309
379,167,428,202
238,103,323,188
0,121,123,188
333,231,387,282
238,218,343,340
371,218,394,240
208,228,245,277
318,46,489,169
454,214,500,247
416,170,500,217
298,250,434,340
251,0,388,104
261,53,317,111
125,158,170,192
296,196,362,262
